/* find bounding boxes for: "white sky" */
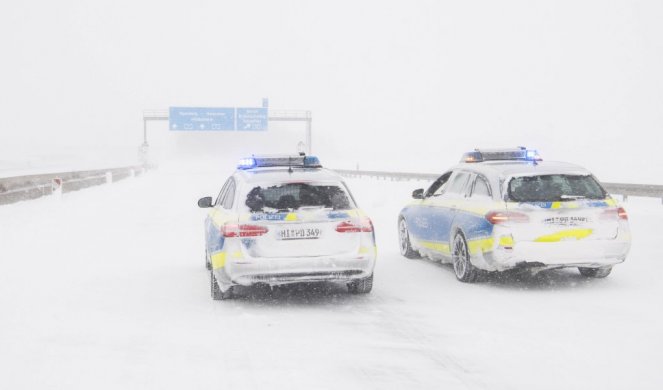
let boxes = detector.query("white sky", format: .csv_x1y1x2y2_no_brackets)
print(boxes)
1,0,662,183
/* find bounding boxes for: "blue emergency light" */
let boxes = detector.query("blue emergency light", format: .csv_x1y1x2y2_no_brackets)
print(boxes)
461,147,542,163
237,157,257,169
237,155,323,170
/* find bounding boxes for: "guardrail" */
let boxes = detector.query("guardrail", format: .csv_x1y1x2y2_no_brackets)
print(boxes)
333,169,663,203
0,165,146,206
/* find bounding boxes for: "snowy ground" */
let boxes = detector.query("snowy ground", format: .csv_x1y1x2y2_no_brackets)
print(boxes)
1,163,662,389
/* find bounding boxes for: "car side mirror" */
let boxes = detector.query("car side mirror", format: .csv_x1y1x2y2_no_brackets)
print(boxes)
198,196,213,208
412,189,424,199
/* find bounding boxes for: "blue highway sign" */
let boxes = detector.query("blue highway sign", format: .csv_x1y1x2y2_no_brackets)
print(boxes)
169,107,235,131
237,107,268,131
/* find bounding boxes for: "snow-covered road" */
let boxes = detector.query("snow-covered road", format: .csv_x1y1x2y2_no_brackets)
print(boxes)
1,164,662,389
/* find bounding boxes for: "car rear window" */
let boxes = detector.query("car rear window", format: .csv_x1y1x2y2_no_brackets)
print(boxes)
244,182,355,213
507,175,607,202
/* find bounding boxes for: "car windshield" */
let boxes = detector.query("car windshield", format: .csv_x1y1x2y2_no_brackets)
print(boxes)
244,182,355,213
507,174,606,202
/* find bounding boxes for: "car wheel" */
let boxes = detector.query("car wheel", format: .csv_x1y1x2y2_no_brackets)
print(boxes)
210,270,233,300
398,217,420,259
578,266,612,278
452,232,478,283
348,274,373,294
205,250,211,270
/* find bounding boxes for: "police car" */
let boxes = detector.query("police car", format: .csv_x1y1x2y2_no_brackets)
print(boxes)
198,155,376,299
398,148,631,282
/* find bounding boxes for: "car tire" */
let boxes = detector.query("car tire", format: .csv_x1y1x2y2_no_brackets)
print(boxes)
398,217,420,259
211,270,233,300
578,266,612,278
348,274,373,294
205,250,211,271
452,232,478,283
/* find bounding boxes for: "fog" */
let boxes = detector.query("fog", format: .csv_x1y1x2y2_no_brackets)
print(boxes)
1,0,662,182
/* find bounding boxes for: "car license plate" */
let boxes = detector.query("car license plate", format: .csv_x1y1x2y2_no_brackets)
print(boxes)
542,216,590,226
278,227,322,240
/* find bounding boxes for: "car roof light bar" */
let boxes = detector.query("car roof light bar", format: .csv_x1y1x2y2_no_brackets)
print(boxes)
461,147,542,163
237,155,322,170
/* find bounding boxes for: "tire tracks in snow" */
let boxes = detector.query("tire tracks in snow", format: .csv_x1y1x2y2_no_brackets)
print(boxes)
348,293,487,389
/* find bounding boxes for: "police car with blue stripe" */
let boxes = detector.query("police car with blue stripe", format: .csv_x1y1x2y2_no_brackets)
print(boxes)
198,155,376,299
398,147,631,282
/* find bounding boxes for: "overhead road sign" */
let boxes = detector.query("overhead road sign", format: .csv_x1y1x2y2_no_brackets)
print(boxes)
144,99,312,153
169,107,235,131
237,107,268,131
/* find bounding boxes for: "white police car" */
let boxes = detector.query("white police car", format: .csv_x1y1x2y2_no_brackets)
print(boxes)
198,155,376,299
398,148,631,282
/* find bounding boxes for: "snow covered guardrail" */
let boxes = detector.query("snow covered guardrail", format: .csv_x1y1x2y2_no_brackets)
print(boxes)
332,169,663,203
0,166,146,206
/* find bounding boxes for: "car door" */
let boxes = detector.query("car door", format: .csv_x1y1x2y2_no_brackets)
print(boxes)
206,177,237,255
450,173,496,255
405,172,451,247
435,171,473,250
408,171,469,256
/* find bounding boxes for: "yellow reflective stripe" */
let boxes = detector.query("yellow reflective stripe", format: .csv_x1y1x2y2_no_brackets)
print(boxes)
211,252,227,269
285,213,298,221
507,198,614,209
534,229,593,243
419,241,451,254
467,237,494,255
499,235,514,247
358,246,377,256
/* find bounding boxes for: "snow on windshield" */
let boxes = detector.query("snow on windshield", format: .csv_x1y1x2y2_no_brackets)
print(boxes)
245,182,354,213
508,174,607,202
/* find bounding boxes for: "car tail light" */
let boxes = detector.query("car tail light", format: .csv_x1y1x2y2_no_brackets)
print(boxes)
485,211,529,224
336,218,373,233
601,207,628,221
618,207,628,220
222,224,269,237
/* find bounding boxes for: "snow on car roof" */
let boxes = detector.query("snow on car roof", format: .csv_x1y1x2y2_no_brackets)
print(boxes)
235,167,344,184
456,160,592,178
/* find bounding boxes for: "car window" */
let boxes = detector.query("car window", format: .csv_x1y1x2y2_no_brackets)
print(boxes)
244,182,355,213
215,178,231,206
446,172,471,195
425,172,452,197
471,176,492,199
222,179,236,209
508,174,607,202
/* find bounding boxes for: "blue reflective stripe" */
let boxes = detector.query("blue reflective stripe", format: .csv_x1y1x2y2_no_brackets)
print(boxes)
403,205,453,243
516,199,611,209
402,205,494,247
452,210,494,240
327,211,351,219
250,211,351,221
205,216,225,253
251,213,289,221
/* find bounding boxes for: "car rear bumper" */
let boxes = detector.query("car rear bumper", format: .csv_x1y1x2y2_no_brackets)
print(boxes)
220,251,376,287
481,239,630,272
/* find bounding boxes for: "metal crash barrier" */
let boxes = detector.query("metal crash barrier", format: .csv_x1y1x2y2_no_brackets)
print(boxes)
0,166,146,206
332,169,663,204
